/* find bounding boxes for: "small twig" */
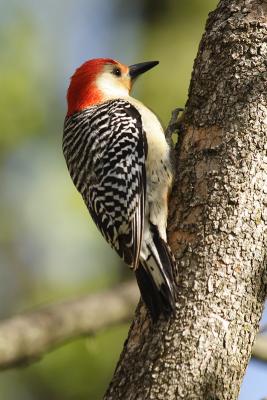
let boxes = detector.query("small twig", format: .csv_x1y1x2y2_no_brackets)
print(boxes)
252,334,267,363
0,281,138,370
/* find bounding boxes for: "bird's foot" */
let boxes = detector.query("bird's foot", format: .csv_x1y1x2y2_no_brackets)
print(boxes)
165,107,184,144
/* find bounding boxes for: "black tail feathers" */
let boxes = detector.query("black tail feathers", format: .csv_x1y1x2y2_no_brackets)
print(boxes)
135,227,176,322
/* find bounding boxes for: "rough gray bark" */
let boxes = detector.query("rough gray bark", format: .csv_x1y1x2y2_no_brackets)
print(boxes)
104,1,267,399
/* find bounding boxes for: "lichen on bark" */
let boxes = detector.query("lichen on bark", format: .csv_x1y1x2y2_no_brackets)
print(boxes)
104,1,267,399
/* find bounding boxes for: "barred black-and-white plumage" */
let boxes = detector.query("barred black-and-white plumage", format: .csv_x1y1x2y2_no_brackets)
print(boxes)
63,58,176,321
63,100,146,268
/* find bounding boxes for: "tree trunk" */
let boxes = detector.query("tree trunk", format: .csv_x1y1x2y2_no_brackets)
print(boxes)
104,1,267,399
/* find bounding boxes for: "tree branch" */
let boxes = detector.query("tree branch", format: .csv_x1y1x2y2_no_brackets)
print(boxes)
0,276,265,373
104,1,267,399
0,281,138,370
252,334,267,363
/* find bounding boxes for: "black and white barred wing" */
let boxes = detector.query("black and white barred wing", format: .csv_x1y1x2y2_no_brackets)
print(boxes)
63,100,146,269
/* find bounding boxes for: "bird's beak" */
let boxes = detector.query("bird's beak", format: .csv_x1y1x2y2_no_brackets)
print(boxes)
129,61,159,80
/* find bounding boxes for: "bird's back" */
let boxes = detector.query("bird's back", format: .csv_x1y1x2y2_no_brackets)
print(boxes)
63,57,177,321
63,99,146,266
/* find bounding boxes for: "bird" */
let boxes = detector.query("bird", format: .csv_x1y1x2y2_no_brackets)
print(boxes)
63,58,176,322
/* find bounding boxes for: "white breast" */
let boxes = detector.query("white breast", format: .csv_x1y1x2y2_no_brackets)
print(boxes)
126,97,170,168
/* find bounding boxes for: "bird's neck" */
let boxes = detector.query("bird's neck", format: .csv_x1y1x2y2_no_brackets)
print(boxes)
67,84,131,117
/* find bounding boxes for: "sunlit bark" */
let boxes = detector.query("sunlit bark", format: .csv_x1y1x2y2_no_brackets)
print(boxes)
104,1,267,399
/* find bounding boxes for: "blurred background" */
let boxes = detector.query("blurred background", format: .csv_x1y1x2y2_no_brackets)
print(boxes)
0,0,266,399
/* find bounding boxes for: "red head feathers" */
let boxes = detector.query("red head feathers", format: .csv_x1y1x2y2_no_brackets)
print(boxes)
67,58,122,116
66,58,159,116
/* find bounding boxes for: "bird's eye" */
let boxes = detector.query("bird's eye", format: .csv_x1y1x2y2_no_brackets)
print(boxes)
112,68,121,77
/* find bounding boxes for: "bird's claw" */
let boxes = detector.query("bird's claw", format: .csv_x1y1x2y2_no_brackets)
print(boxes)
165,107,184,144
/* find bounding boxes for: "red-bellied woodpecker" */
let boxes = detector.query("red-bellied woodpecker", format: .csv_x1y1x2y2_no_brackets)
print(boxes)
63,58,176,321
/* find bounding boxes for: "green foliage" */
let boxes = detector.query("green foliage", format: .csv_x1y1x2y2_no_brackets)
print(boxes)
0,17,46,154
135,0,218,125
9,325,128,400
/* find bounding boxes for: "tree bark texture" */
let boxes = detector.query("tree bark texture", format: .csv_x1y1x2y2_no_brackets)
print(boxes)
104,1,267,399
